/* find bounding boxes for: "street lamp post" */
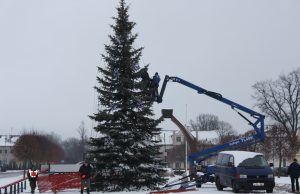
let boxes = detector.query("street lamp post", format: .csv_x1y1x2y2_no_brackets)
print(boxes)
185,137,188,174
164,133,167,164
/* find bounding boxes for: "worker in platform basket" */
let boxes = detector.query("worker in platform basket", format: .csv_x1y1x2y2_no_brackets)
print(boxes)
152,72,161,100
27,165,38,193
79,160,93,194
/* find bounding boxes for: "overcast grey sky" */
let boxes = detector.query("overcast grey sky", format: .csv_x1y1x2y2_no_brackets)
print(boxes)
0,0,299,139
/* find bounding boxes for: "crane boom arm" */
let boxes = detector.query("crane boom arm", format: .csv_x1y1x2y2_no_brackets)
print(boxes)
157,75,265,164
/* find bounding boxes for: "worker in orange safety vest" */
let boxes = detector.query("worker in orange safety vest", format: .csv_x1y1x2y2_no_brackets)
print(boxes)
27,166,38,193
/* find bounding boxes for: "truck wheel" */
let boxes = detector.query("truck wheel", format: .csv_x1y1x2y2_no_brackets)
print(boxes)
215,177,223,191
266,189,273,193
196,183,202,188
232,181,239,193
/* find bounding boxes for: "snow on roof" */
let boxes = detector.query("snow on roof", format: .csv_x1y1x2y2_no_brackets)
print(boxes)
191,130,218,141
158,132,173,145
157,130,219,145
220,150,263,167
0,136,19,147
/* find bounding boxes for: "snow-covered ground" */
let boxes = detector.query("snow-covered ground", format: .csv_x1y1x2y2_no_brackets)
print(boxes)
0,171,24,186
0,171,293,194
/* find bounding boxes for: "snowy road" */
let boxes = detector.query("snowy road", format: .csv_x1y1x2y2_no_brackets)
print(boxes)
0,170,23,179
38,183,291,194
0,172,293,194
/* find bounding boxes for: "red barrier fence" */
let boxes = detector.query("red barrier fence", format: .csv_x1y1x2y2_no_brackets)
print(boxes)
37,172,81,193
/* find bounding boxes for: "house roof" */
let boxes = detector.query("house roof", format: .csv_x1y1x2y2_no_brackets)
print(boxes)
0,135,19,147
191,130,219,141
158,130,219,145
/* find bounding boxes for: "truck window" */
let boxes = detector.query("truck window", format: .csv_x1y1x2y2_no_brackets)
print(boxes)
238,155,269,167
221,154,230,166
216,154,223,165
229,156,234,164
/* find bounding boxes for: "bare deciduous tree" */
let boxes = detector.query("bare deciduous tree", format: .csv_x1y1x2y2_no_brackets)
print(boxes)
190,113,236,144
266,124,291,174
62,138,83,163
190,114,219,131
13,132,41,167
217,121,236,144
77,121,88,160
243,124,292,176
13,131,64,167
77,121,88,143
253,68,300,150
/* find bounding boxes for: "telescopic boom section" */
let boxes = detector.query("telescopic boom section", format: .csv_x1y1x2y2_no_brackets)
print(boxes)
157,75,265,165
159,109,198,154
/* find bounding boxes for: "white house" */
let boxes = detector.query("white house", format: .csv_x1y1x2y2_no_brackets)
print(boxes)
0,135,20,170
157,129,219,170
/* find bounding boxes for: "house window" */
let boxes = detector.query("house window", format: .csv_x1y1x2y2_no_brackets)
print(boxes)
176,137,181,143
4,150,7,154
0,150,2,154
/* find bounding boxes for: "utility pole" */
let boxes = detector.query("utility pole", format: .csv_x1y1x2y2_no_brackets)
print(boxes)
185,104,188,174
164,133,167,165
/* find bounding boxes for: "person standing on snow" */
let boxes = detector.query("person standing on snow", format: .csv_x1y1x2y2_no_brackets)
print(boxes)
27,165,38,193
287,158,300,192
79,160,93,194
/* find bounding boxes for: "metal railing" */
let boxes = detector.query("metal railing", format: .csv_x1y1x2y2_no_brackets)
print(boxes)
0,178,27,194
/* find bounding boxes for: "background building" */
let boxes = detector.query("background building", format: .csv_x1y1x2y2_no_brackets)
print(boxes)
158,128,218,172
0,135,20,171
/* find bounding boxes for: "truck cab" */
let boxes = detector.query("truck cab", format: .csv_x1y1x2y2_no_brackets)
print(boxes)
214,151,275,193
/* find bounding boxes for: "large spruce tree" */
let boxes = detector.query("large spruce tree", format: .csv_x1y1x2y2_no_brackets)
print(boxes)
89,0,166,191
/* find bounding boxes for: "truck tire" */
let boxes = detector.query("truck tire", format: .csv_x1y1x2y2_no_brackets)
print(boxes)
215,177,223,191
232,181,239,193
266,189,273,193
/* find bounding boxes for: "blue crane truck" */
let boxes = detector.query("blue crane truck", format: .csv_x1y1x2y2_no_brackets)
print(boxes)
155,75,266,189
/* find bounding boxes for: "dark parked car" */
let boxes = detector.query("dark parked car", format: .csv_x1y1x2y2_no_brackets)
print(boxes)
214,151,275,193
